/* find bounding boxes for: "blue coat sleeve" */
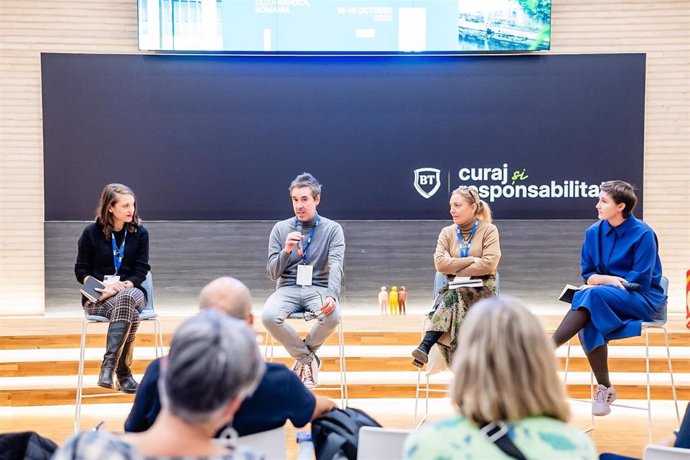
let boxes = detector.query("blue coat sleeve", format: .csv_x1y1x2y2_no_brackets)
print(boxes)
124,358,162,432
623,229,658,289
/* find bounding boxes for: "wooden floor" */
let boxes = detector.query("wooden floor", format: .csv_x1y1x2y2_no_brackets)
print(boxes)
0,399,683,458
0,313,688,459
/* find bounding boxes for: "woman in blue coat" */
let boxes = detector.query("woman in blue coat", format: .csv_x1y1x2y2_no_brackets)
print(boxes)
553,180,666,417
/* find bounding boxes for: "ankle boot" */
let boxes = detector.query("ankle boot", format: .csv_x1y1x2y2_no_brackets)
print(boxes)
97,321,131,390
116,339,139,394
412,331,444,367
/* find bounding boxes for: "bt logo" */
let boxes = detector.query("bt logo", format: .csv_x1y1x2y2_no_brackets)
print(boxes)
413,168,441,199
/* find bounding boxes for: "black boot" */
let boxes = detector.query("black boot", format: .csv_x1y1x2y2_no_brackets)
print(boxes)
411,331,444,368
97,321,131,390
116,339,139,394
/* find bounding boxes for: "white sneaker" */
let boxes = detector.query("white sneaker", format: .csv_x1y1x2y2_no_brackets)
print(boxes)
301,355,321,389
592,384,617,416
291,360,303,380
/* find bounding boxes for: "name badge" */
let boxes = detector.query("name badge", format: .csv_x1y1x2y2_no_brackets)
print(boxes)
296,265,313,286
103,275,121,286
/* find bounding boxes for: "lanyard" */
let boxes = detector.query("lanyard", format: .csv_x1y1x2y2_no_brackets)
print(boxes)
111,231,127,275
456,220,479,258
296,215,320,264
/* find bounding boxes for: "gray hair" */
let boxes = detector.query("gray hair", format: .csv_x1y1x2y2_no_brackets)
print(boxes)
289,172,321,198
159,309,265,425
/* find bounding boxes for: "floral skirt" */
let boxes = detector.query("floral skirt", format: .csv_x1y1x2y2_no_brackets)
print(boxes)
427,275,497,365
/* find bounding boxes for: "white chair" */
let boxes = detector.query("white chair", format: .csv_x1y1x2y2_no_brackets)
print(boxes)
563,276,680,442
74,272,164,432
643,445,690,460
357,426,414,460
413,315,450,428
265,311,348,408
414,272,499,427
236,426,287,460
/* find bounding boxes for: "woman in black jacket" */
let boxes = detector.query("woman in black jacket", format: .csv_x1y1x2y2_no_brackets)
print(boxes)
75,183,150,393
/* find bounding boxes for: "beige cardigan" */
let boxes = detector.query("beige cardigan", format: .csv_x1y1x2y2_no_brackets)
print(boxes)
433,221,501,277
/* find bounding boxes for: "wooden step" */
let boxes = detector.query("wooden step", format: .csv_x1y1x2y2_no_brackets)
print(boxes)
2,345,689,376
1,314,688,407
2,371,689,407
1,314,687,349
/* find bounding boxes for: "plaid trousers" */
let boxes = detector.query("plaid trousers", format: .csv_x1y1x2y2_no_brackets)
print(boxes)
83,288,145,342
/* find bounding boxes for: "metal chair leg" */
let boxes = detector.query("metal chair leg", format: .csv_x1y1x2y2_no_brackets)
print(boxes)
588,371,594,433
645,329,653,444
337,319,348,408
153,318,164,358
414,366,422,427
564,340,571,386
661,326,681,424
563,339,593,434
74,319,91,433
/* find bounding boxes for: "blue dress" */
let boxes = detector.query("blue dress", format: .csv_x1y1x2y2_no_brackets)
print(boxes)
572,214,666,353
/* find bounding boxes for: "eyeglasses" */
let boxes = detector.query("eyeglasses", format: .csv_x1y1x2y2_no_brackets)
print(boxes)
456,186,479,203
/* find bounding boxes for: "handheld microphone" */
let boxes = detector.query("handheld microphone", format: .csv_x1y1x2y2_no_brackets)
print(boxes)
621,282,641,292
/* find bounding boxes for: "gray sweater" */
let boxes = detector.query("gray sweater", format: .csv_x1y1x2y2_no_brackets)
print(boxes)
266,215,345,301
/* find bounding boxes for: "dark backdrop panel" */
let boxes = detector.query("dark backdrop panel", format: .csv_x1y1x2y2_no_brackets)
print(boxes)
42,53,645,221
45,220,590,311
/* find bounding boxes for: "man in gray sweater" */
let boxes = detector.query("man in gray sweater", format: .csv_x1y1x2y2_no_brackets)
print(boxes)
262,172,345,388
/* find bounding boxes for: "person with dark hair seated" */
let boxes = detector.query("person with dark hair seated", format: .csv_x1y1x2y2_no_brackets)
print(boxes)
262,172,345,388
75,183,150,394
124,277,335,436
552,180,666,417
54,309,265,459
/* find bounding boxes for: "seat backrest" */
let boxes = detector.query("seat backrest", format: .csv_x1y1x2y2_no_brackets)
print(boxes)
643,444,690,460
356,427,413,460
236,426,287,460
140,271,154,313
646,276,669,325
433,272,447,299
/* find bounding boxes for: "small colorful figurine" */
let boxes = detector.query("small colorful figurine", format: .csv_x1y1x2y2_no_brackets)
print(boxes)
388,286,398,316
398,286,407,315
378,286,388,315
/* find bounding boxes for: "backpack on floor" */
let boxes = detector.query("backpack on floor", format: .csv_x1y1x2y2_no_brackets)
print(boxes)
0,431,58,460
311,407,382,460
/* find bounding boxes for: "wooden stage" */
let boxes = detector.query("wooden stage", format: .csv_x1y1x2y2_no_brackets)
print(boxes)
0,313,688,458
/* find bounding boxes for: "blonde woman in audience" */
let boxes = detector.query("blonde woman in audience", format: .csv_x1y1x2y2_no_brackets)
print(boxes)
404,296,596,460
54,309,265,460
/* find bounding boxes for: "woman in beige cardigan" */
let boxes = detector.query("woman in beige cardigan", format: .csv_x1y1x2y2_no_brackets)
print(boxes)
412,186,501,366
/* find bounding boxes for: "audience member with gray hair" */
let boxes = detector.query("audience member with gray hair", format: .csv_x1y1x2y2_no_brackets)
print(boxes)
125,276,336,436
160,309,263,426
54,309,265,459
